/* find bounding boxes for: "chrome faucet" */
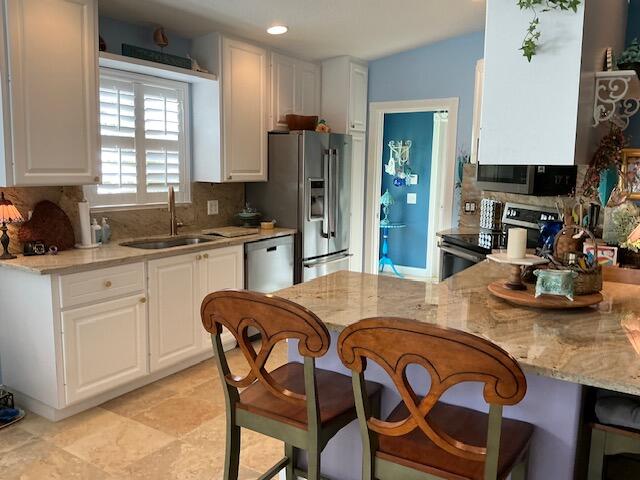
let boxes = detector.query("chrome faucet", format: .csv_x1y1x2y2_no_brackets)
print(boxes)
168,186,180,236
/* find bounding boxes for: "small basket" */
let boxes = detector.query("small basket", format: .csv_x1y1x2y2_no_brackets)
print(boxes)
285,114,318,131
553,225,603,295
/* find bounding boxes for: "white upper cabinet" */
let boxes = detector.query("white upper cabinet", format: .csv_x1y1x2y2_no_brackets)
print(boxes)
270,52,321,130
222,37,268,182
479,0,627,166
348,63,368,132
296,60,321,117
192,34,268,183
271,53,297,130
321,56,368,134
1,0,99,186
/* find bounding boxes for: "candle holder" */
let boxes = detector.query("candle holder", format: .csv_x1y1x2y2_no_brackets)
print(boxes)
487,253,549,290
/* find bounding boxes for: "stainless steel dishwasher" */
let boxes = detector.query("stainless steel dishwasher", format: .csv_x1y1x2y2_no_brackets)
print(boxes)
245,235,294,293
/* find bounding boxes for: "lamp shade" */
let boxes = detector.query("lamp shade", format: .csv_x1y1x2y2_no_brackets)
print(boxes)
0,192,23,223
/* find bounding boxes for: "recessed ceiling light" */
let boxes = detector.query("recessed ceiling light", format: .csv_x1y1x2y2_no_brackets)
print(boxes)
267,25,288,35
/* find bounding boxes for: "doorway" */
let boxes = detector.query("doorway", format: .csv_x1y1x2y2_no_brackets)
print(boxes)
364,99,458,281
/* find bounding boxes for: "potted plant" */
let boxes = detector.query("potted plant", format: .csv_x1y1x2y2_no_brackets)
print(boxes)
617,39,640,77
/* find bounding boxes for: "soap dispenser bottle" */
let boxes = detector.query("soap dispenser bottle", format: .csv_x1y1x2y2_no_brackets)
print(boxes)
101,217,111,244
90,218,102,245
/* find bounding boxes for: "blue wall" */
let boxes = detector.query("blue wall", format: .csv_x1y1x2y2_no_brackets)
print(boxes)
368,31,485,157
379,112,435,269
99,17,192,57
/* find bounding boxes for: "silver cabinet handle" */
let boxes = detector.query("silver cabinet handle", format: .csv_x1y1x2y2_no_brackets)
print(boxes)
438,245,484,263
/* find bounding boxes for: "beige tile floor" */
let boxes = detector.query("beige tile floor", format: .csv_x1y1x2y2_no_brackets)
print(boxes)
0,341,289,480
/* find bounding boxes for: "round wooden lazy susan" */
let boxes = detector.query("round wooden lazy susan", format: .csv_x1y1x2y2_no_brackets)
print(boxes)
488,281,603,309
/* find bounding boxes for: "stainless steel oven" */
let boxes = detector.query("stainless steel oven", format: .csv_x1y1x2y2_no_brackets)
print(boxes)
438,240,487,282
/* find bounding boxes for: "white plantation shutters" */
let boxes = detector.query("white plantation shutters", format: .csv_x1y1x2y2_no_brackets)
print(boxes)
143,86,182,195
86,69,190,208
98,78,136,197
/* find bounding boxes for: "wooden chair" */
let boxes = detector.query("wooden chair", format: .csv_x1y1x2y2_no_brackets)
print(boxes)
201,290,383,480
337,317,534,480
588,423,640,479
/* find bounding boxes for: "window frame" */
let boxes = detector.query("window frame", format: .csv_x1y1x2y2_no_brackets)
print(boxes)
85,68,191,210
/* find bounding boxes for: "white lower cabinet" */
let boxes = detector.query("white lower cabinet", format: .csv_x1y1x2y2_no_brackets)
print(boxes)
61,294,148,405
148,253,201,372
149,245,244,370
198,245,244,351
0,244,248,420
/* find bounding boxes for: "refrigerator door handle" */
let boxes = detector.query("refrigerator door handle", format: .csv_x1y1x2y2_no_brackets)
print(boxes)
328,149,337,237
303,252,353,268
331,148,339,238
321,150,330,239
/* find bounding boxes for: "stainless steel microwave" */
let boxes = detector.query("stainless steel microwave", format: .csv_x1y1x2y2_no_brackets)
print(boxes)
475,165,577,195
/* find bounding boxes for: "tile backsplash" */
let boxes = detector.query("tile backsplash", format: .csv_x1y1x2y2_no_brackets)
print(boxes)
2,182,244,253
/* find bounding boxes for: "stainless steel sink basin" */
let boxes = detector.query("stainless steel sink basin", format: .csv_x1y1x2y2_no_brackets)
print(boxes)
121,236,213,250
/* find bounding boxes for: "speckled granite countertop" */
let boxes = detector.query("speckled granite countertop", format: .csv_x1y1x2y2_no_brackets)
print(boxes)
0,228,296,275
276,263,640,395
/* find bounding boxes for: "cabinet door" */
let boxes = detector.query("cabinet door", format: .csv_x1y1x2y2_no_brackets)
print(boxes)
348,63,368,132
271,53,296,130
5,0,99,186
222,37,268,182
470,59,484,164
61,294,147,405
199,246,244,351
148,253,201,371
349,131,366,272
296,61,321,117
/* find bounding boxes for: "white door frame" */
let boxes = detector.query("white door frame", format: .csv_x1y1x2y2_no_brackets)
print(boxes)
364,98,459,280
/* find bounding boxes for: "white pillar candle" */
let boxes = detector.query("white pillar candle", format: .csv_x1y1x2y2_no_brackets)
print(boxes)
507,228,527,259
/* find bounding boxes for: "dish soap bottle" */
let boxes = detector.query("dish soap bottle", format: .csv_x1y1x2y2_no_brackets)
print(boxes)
101,217,111,244
91,218,102,245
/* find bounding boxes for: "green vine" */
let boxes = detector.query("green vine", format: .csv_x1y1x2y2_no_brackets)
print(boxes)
517,0,581,62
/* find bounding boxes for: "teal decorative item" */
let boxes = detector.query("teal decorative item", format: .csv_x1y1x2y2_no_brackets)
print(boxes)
598,165,619,207
534,269,578,302
380,189,395,226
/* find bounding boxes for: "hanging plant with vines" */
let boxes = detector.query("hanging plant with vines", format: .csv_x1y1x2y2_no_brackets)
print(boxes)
517,0,582,61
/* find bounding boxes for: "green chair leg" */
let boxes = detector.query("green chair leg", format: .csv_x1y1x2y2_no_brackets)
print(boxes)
224,422,241,480
307,445,321,480
588,428,606,480
284,443,296,480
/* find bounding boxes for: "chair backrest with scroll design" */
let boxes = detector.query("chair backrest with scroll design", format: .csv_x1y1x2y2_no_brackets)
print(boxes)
338,317,527,479
201,290,330,414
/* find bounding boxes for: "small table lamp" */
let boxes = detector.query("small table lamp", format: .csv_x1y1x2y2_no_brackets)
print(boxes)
0,192,23,260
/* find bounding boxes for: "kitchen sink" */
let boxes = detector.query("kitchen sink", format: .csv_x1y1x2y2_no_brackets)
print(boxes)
121,236,213,250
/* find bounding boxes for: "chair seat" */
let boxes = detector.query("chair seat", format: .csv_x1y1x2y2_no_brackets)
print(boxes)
238,362,383,430
377,401,534,480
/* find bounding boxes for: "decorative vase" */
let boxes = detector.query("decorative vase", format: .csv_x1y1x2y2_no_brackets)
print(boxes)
598,165,619,207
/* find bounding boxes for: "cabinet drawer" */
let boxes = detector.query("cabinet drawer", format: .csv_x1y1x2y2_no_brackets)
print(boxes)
59,263,145,309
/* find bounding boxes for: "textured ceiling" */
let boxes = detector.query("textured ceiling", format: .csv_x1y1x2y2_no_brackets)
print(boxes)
98,0,486,61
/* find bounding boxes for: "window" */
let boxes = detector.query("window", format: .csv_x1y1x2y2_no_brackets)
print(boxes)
85,69,190,208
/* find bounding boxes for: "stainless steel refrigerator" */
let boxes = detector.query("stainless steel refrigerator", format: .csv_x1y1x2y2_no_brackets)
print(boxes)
246,131,351,283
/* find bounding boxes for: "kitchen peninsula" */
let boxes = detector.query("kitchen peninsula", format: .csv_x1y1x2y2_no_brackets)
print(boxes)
277,262,640,480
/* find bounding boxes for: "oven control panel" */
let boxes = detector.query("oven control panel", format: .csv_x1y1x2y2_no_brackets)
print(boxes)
502,202,559,230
